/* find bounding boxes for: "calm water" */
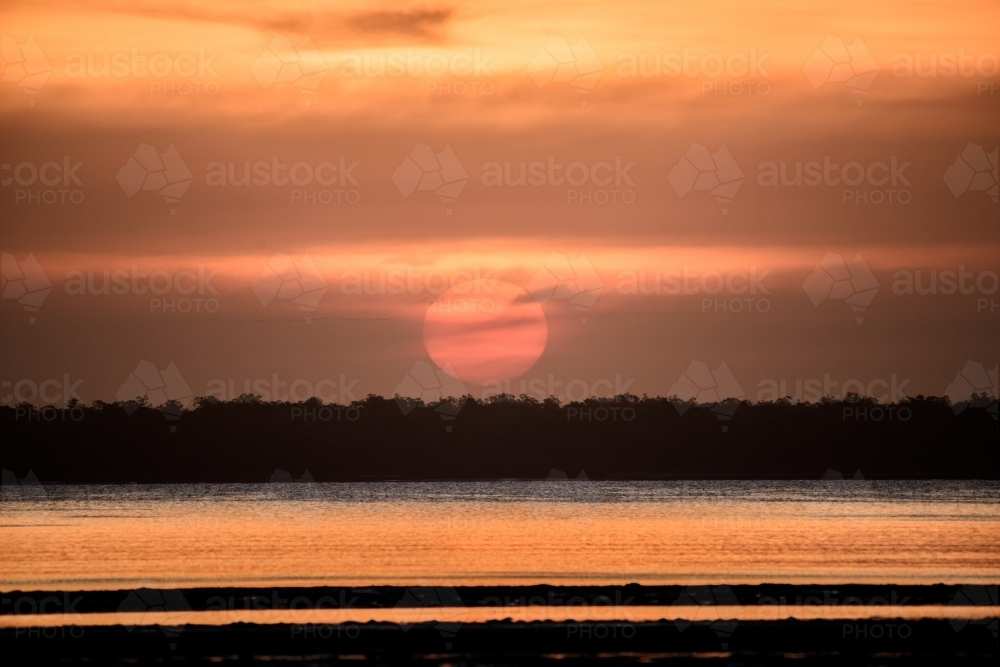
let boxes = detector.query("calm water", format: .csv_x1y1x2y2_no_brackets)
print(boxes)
2,481,997,592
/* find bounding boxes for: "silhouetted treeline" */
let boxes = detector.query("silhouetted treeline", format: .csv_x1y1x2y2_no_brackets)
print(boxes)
1,393,997,483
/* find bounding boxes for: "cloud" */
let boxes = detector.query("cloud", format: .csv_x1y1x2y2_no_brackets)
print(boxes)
37,1,456,43
347,9,454,36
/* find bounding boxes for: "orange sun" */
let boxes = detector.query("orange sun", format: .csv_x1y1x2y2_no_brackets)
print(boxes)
423,279,548,386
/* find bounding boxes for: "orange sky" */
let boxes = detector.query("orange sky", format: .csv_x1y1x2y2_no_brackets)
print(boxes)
1,0,997,404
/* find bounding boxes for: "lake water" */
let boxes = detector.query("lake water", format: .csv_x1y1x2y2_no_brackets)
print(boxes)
2,481,997,592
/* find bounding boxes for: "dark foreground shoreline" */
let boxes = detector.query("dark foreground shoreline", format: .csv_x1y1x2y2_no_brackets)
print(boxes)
4,584,995,614
5,619,998,665
5,395,997,482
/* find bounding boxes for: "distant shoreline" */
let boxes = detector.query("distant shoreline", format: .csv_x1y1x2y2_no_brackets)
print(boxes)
4,395,998,482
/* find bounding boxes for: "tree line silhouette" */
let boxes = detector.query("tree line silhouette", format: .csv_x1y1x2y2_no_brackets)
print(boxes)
2,393,996,483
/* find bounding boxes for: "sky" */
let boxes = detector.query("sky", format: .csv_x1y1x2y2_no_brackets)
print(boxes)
1,0,997,407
